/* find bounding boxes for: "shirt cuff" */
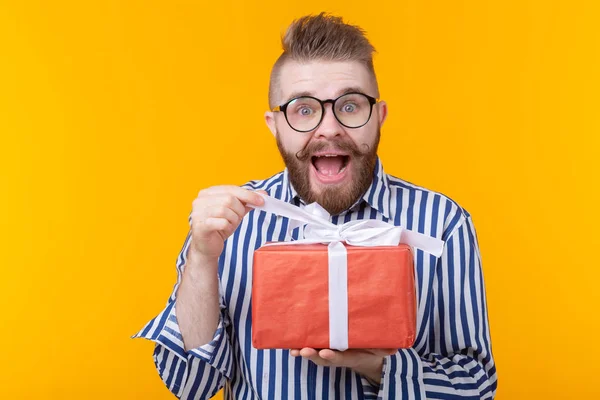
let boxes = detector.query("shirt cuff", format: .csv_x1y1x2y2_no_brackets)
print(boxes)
132,300,232,379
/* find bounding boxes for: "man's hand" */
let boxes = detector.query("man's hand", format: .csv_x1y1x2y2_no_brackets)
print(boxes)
177,186,266,350
190,186,267,261
291,348,397,385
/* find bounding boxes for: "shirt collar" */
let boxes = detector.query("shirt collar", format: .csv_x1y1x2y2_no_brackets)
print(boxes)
281,157,392,219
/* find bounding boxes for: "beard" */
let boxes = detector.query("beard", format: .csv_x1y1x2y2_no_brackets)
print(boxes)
276,130,380,216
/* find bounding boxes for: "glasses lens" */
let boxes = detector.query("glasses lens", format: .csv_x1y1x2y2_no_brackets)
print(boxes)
334,93,372,128
285,97,322,131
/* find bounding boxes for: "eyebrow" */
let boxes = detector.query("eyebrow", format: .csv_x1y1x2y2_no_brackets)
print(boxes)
283,87,369,104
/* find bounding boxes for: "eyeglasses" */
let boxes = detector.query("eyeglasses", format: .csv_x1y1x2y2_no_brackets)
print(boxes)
272,92,379,133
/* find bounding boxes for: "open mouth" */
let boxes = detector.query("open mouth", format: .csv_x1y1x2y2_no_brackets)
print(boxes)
311,154,350,177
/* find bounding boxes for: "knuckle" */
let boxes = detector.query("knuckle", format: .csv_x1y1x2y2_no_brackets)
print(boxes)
222,195,235,208
190,210,201,221
215,205,229,217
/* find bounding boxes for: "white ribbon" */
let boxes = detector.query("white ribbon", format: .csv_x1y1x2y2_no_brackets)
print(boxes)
327,241,349,349
250,194,444,350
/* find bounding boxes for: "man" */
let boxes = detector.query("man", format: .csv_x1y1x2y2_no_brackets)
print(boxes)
133,13,497,399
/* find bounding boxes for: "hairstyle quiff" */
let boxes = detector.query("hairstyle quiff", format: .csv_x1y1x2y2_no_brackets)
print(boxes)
268,13,379,109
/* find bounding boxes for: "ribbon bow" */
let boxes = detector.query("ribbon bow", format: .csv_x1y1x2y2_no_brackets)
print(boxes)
252,194,444,256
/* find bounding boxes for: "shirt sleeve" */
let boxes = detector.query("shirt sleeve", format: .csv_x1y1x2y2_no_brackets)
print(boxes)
374,214,498,399
131,230,234,399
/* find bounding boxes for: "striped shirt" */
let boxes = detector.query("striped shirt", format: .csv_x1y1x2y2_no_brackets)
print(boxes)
133,158,497,399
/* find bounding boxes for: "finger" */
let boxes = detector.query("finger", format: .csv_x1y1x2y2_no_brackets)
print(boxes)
200,186,265,207
219,187,265,208
244,189,267,206
299,348,319,358
203,205,240,226
194,195,249,223
203,217,234,240
202,196,246,221
318,349,343,363
290,349,300,357
191,204,239,231
245,190,269,212
299,352,331,367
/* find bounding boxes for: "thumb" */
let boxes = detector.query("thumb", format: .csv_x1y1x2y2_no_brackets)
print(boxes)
244,190,269,213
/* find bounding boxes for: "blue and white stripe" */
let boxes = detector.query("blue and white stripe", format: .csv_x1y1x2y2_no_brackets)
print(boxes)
133,158,497,399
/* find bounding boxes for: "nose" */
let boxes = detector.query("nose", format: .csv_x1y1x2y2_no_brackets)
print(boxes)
313,103,343,139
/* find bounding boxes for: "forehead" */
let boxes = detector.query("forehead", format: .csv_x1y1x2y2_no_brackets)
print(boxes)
277,60,375,102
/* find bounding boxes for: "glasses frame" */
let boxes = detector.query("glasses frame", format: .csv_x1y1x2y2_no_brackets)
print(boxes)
272,92,379,133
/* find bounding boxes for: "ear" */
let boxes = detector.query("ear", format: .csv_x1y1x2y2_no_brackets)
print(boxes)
377,101,388,126
264,111,278,138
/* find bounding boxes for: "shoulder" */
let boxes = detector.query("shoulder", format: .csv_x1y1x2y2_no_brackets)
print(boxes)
386,174,471,240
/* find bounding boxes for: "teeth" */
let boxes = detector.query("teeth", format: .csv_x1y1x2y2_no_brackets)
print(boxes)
313,154,348,176
318,166,347,176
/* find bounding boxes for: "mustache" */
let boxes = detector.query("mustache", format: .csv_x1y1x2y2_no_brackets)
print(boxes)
295,139,372,161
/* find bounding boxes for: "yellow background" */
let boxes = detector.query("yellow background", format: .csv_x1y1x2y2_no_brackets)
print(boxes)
1,0,598,399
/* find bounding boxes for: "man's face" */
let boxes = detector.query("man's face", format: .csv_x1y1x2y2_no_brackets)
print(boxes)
265,60,387,216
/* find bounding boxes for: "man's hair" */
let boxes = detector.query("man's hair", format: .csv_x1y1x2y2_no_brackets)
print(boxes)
268,13,379,109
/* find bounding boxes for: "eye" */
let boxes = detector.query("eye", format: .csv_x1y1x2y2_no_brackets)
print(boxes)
298,106,314,116
341,103,357,113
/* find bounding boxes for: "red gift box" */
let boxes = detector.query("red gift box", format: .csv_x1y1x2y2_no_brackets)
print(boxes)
251,243,416,350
